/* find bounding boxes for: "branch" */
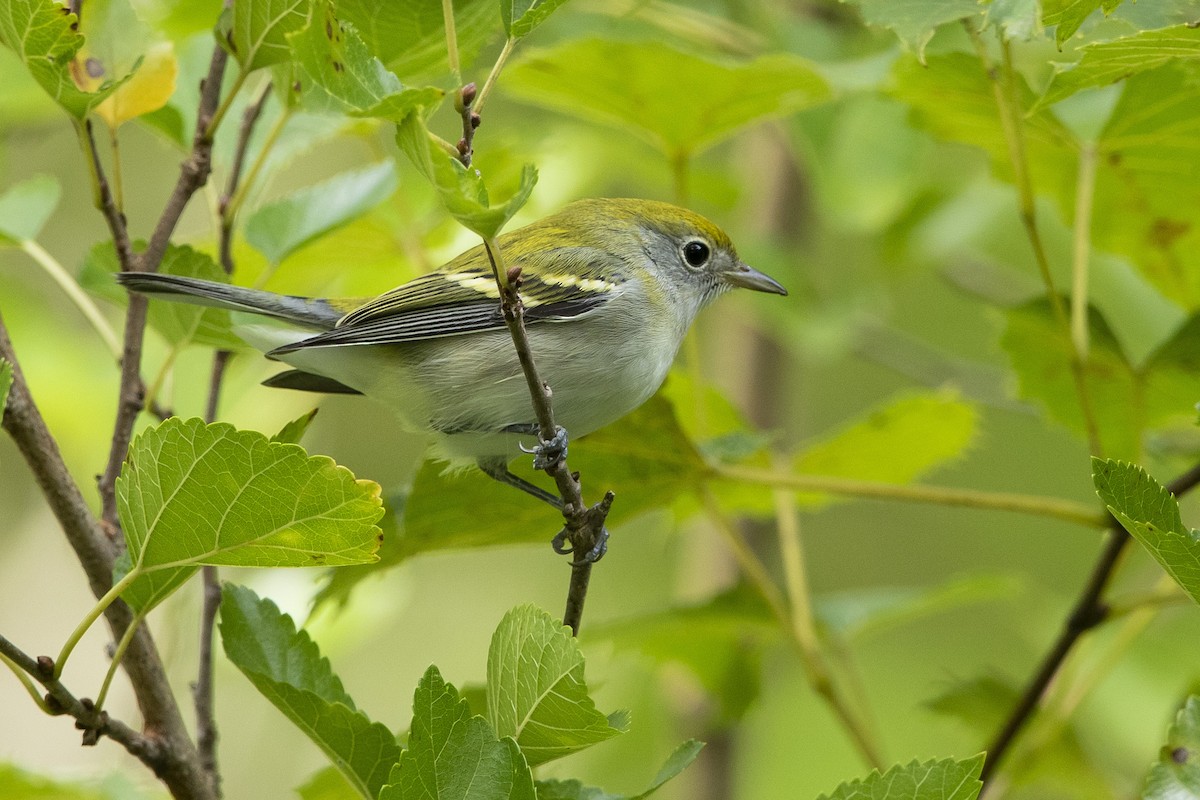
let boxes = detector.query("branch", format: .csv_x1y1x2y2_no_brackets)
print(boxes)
0,315,215,800
980,458,1200,784
482,240,613,636
97,41,231,533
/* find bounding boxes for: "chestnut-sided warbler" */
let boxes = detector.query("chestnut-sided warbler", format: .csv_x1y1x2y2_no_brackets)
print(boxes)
117,197,786,505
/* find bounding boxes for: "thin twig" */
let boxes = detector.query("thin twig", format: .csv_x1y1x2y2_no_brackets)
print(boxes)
97,41,230,534
219,81,271,273
0,315,216,800
1070,144,1097,359
980,459,1200,784
715,464,1109,528
454,82,479,167
473,37,515,115
481,240,612,636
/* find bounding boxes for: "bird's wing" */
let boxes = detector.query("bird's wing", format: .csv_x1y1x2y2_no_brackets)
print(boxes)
270,246,625,354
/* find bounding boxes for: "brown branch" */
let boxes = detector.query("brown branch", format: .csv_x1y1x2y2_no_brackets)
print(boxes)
981,459,1200,785
482,242,613,636
454,82,480,167
218,81,271,273
97,41,231,533
0,315,215,800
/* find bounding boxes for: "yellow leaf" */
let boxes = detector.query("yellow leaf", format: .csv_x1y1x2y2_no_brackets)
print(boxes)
95,42,177,128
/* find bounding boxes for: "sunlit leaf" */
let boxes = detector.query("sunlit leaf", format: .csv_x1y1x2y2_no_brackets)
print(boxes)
379,665,535,800
839,0,981,61
286,1,444,120
487,605,626,766
1144,696,1200,800
1041,22,1200,104
502,0,571,38
94,41,177,127
504,39,829,157
1093,458,1200,605
396,110,536,238
244,162,398,264
535,740,704,800
220,584,400,798
0,0,128,118
225,0,308,72
816,756,985,800
115,418,383,612
336,0,495,78
0,175,59,244
0,763,115,799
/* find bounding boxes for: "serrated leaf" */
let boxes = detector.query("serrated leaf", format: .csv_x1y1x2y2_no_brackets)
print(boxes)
487,605,625,767
379,665,535,800
1042,22,1200,105
1144,696,1200,799
789,390,977,506
115,418,383,612
1093,458,1200,605
504,39,829,156
1042,0,1121,45
0,359,11,416
226,0,308,72
272,408,319,445
839,0,981,61
220,585,400,799
94,41,177,127
0,175,59,244
816,756,985,800
244,162,398,264
396,110,536,238
286,1,444,120
336,0,495,79
535,740,704,800
0,0,128,118
502,0,571,38
82,241,243,349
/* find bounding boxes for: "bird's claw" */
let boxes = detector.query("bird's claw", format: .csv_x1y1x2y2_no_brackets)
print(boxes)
524,426,568,471
550,526,608,565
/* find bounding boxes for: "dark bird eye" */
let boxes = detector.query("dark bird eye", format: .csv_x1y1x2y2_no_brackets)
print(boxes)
682,240,710,267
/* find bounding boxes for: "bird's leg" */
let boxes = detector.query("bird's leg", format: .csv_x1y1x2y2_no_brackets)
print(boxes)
477,456,563,509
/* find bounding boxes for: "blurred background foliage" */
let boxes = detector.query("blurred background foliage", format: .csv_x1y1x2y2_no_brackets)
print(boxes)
2,0,1200,798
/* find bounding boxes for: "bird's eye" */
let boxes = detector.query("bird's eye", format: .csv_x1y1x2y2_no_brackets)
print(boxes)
682,240,710,268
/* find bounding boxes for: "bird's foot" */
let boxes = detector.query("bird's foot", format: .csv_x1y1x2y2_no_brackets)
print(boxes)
522,425,568,471
551,526,609,565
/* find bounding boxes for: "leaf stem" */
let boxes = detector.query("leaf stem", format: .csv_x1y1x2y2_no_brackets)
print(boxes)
474,36,516,115
714,463,1109,528
442,0,461,84
18,239,121,359
1070,143,1098,359
968,25,1104,457
223,107,291,224
95,612,145,710
0,650,52,712
204,69,247,141
55,567,142,679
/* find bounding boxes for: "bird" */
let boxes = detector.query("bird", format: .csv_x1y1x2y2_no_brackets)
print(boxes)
117,197,786,546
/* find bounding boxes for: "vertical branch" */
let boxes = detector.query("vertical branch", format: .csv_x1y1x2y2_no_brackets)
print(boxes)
98,42,231,532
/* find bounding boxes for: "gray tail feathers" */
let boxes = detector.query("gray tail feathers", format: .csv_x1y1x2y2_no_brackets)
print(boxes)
115,273,342,330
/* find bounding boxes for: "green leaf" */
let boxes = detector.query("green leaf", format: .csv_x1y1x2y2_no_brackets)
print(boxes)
1042,23,1200,105
336,0,495,78
220,584,400,799
504,39,829,157
1093,458,1200,605
0,0,127,118
1043,0,1123,46
0,763,114,799
0,175,59,244
379,665,535,800
296,765,358,800
0,359,12,416
226,0,308,72
396,110,536,238
487,605,626,767
839,0,981,61
115,418,383,612
244,162,398,264
502,0,571,38
816,756,985,800
1144,696,1200,799
286,1,444,119
272,408,319,445
82,241,242,349
535,740,704,800
790,390,977,505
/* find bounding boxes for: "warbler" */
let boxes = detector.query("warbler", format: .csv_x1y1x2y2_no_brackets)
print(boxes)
117,197,785,510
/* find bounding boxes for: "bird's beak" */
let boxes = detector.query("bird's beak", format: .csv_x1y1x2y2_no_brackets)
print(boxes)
721,262,787,296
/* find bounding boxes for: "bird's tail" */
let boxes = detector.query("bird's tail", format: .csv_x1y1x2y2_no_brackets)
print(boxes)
115,273,343,330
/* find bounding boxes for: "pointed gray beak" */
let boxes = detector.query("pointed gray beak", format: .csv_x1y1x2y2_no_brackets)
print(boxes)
722,262,787,296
